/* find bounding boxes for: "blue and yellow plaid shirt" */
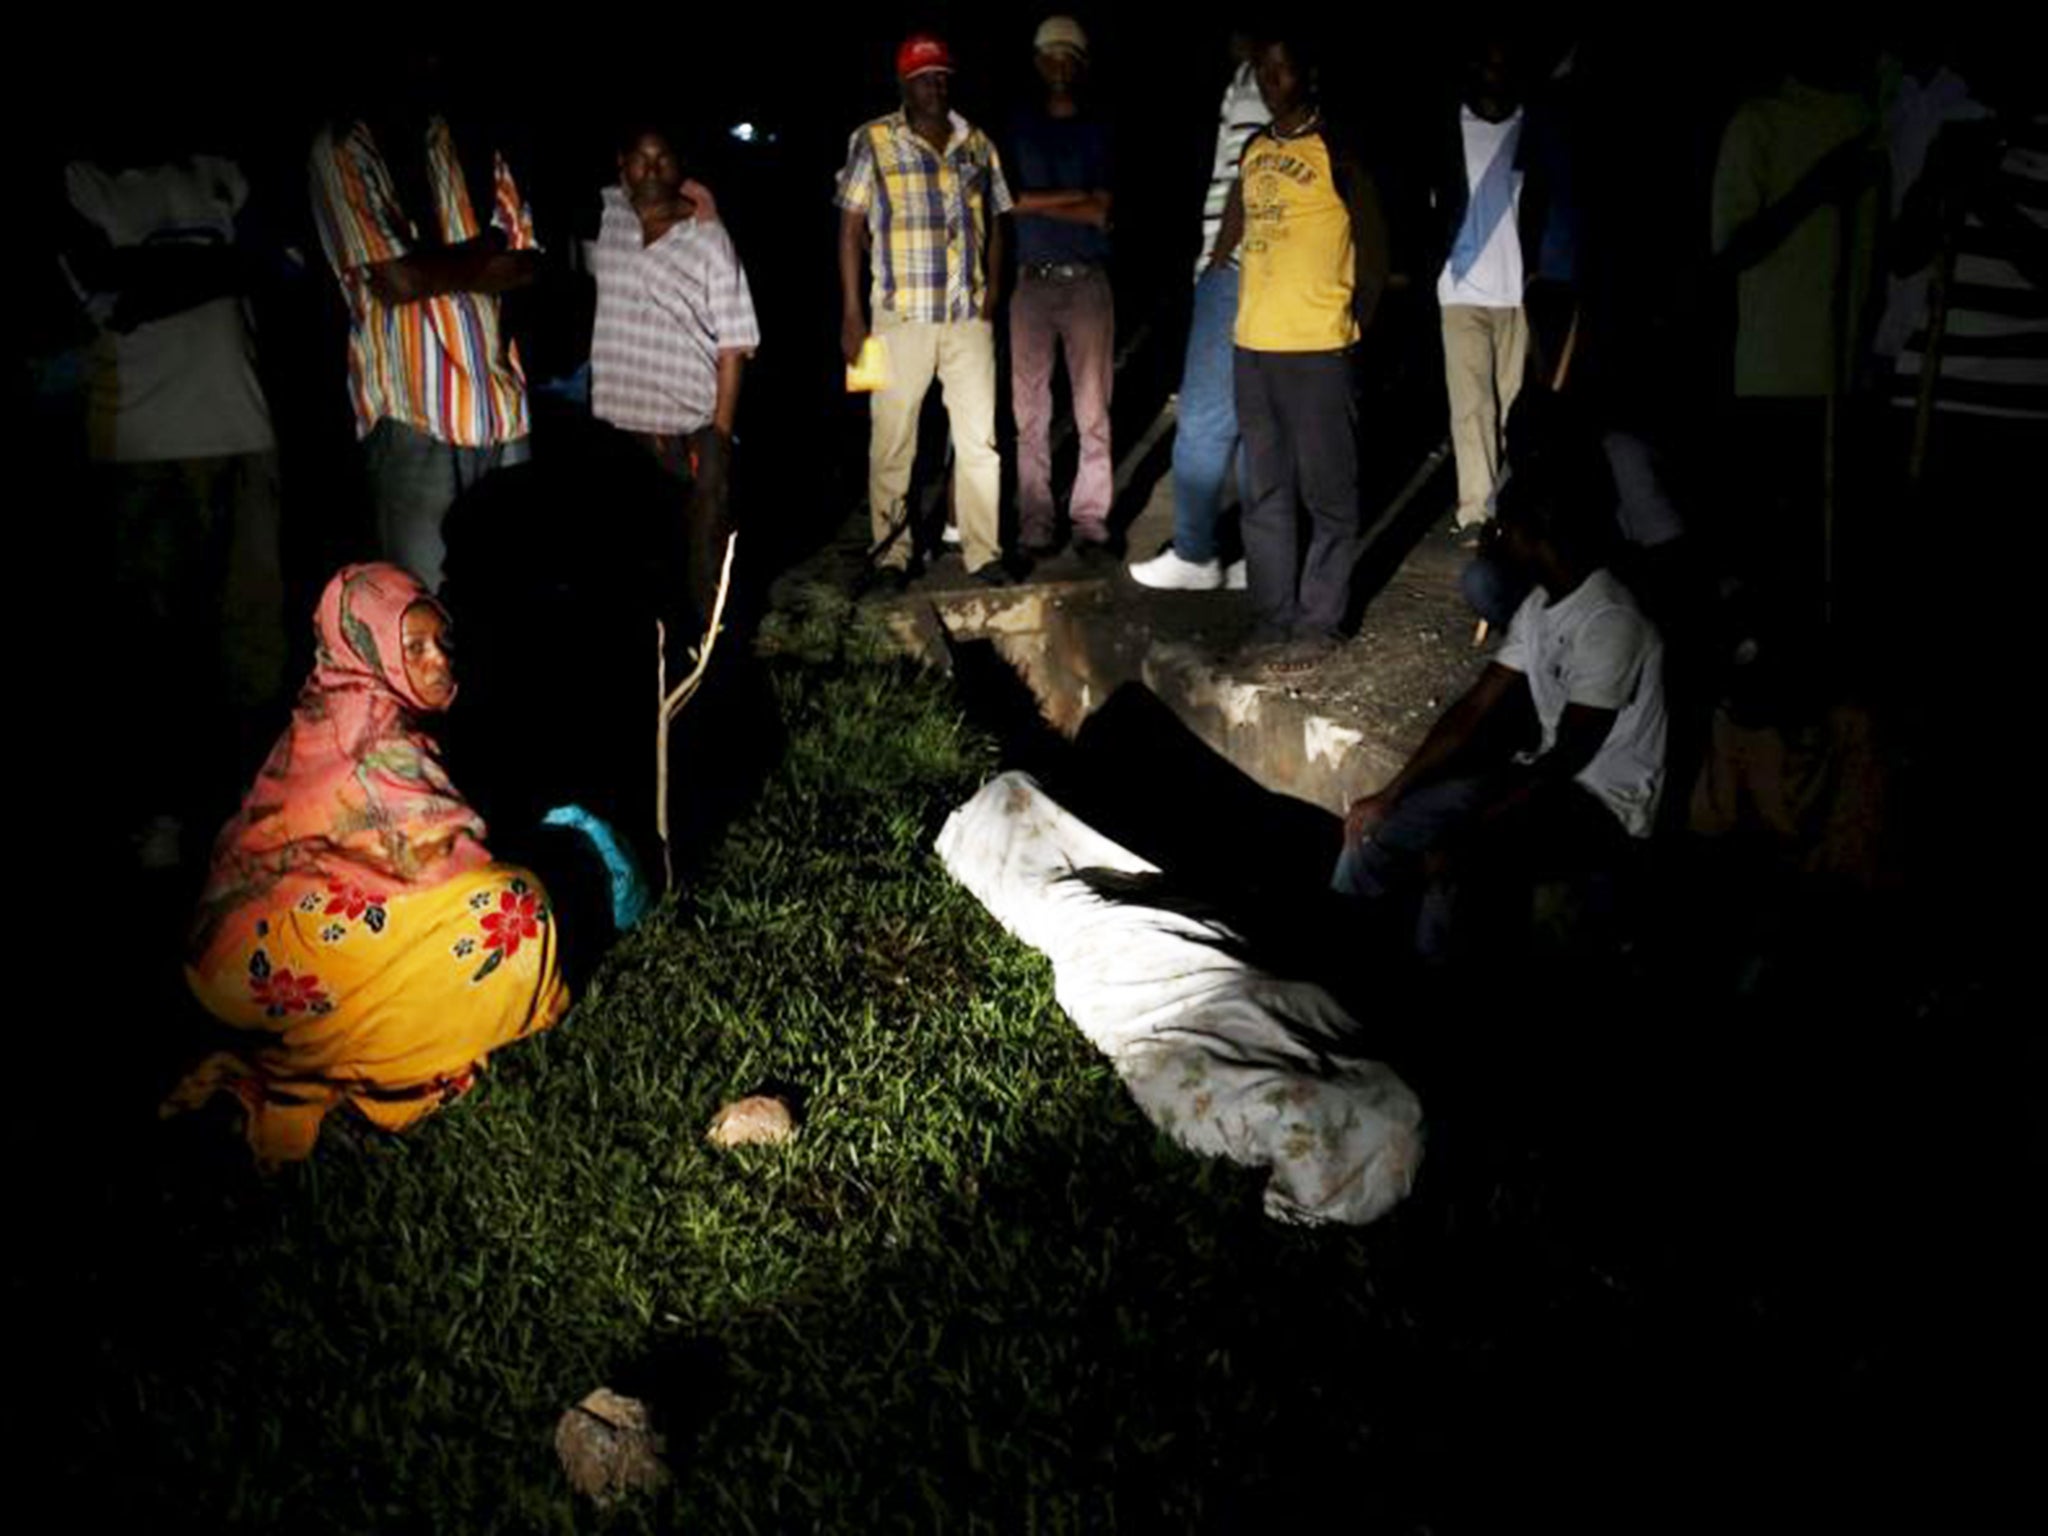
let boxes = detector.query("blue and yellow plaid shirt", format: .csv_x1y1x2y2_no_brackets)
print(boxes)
835,110,1013,324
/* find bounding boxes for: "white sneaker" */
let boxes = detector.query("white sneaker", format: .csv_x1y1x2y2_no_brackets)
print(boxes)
1129,547,1223,591
1224,559,1248,590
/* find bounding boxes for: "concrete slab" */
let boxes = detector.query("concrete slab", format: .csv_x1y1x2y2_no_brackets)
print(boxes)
767,455,1491,815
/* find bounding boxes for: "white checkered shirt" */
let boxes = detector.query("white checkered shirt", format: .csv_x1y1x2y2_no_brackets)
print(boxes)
590,186,760,435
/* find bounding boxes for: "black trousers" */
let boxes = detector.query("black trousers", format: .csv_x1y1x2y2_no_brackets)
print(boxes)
1234,347,1362,640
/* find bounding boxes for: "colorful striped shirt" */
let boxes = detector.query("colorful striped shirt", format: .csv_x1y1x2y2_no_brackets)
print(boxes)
309,117,537,447
589,187,761,435
834,110,1013,324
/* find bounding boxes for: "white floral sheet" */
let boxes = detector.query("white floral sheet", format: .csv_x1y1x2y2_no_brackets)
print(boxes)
935,772,1423,1226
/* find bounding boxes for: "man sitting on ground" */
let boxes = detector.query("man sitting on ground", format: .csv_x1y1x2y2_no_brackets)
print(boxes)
1333,456,1668,960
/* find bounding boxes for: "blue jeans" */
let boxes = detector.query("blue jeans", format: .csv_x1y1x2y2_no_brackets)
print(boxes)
1331,775,1494,959
1170,267,1243,563
1332,772,1626,962
363,420,531,591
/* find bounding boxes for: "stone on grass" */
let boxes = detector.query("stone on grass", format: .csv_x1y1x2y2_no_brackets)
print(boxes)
705,1095,797,1148
554,1387,668,1505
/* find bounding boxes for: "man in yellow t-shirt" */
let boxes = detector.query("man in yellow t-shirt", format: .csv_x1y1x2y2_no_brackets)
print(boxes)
1211,30,1389,674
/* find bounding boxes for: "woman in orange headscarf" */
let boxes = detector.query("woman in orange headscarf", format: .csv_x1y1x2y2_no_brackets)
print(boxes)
169,563,570,1162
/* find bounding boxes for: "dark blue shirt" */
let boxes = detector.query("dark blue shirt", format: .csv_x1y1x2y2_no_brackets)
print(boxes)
1008,108,1113,267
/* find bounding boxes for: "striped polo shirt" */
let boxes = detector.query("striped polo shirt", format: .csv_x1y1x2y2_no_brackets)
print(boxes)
1197,62,1271,278
310,117,538,448
1892,114,2048,420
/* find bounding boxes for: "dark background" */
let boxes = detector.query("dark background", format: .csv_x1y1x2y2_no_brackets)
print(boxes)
19,5,1788,576
9,10,2029,1524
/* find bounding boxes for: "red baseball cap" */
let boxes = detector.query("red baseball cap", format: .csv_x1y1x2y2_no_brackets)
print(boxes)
896,33,955,80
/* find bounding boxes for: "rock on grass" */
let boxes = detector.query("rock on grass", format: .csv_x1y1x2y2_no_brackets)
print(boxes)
555,1387,668,1505
706,1095,797,1148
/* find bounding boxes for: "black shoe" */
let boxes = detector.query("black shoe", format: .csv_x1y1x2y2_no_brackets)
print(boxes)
1073,528,1126,561
867,565,915,598
970,560,1019,588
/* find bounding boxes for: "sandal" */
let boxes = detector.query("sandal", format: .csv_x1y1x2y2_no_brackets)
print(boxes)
1261,636,1342,677
1229,626,1291,667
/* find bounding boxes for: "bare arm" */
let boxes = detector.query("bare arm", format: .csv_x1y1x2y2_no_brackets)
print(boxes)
1336,152,1391,332
1450,700,1619,844
983,213,1007,320
1425,708,1613,872
1385,663,1522,801
838,206,868,363
1013,189,1114,227
106,246,247,330
365,234,539,305
1345,663,1521,843
63,209,250,331
633,182,721,248
1207,176,1245,271
712,350,744,438
1712,131,1880,278
1894,121,2048,290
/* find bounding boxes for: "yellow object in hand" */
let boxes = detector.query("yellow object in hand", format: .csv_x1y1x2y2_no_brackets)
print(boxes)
845,335,890,394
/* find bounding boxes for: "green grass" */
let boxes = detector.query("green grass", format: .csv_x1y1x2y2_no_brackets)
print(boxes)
40,590,1915,1530
54,595,1367,1529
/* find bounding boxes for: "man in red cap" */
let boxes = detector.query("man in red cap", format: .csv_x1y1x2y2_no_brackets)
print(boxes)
836,33,1017,589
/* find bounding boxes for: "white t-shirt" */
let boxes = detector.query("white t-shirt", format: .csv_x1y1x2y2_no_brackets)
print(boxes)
65,155,274,462
1436,107,1525,310
1495,568,1667,837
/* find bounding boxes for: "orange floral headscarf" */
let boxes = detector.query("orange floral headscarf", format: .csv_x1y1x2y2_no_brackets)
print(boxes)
189,564,493,969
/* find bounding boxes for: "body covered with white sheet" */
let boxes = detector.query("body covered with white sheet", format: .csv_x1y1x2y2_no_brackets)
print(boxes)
938,773,1422,1226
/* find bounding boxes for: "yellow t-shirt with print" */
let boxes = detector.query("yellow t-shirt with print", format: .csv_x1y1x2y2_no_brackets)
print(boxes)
1235,127,1357,353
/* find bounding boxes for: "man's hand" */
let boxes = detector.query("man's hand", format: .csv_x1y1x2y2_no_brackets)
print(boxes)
638,180,720,243
362,234,534,306
366,260,424,306
841,311,869,366
104,244,251,331
679,179,719,223
1344,791,1398,848
691,424,731,495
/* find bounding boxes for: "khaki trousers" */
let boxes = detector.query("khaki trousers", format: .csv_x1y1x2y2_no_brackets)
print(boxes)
868,308,1001,572
1441,303,1530,527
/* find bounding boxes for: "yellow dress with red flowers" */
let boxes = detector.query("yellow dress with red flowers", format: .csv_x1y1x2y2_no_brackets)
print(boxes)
169,564,570,1164
175,863,567,1163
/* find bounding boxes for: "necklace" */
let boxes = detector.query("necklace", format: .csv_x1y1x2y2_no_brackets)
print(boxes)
1270,110,1323,141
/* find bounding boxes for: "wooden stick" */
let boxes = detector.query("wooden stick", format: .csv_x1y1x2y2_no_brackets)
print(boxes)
1548,304,1582,393
656,617,670,889
1908,207,1960,490
656,533,739,892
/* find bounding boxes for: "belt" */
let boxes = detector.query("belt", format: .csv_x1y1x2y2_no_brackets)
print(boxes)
1023,261,1102,282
